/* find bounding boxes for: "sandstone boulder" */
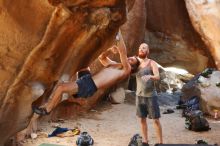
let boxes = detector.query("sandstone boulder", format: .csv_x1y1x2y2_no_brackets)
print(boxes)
185,0,220,70
181,69,220,117
145,0,215,74
121,0,146,54
0,0,128,144
198,71,220,116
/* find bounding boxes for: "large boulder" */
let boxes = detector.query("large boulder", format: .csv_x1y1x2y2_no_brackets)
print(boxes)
0,0,128,144
145,0,215,74
159,71,185,93
181,74,202,103
185,0,220,70
121,0,146,55
181,69,220,116
198,71,220,116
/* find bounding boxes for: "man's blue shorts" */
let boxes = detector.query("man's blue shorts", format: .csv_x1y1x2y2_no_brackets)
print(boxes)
75,74,97,98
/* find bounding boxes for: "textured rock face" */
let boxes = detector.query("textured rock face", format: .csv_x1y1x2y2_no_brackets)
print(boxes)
145,0,215,74
159,71,185,93
0,0,128,144
0,0,53,108
185,0,220,70
181,75,201,101
121,0,146,55
0,0,53,144
198,71,220,112
182,71,220,116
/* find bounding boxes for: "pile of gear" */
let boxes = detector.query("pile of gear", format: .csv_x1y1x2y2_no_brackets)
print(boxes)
177,68,220,132
178,96,211,132
127,134,216,146
76,132,94,146
48,127,94,146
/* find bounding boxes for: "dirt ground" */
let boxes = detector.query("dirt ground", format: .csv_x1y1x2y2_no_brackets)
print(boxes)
22,101,220,146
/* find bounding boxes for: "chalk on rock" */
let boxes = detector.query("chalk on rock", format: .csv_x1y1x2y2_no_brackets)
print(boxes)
31,133,38,139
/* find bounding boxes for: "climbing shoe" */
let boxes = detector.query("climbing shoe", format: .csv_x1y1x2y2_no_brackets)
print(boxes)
32,106,50,116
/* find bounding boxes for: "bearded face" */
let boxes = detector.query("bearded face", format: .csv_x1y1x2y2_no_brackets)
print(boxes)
138,43,149,59
138,50,147,59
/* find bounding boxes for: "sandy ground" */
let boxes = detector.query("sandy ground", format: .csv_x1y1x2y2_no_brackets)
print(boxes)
22,101,220,146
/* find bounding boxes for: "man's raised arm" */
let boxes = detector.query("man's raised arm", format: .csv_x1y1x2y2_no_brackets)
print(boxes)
98,47,117,67
117,30,131,73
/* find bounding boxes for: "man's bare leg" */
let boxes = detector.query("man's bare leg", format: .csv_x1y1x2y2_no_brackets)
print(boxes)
42,82,78,113
138,117,148,144
153,119,163,144
16,114,40,142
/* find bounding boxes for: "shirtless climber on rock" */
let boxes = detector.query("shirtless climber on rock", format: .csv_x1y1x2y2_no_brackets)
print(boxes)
33,32,140,115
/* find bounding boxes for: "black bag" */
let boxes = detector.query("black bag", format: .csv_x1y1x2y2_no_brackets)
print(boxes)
76,132,94,146
185,111,210,132
191,116,210,131
128,134,142,146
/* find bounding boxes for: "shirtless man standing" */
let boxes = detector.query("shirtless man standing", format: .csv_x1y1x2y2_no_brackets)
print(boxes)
33,32,139,115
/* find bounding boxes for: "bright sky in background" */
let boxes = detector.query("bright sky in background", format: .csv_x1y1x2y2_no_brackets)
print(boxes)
157,63,189,74
164,67,189,74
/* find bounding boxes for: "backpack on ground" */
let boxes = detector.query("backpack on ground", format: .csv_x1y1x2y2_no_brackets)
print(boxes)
185,110,210,132
128,134,142,146
76,132,94,146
